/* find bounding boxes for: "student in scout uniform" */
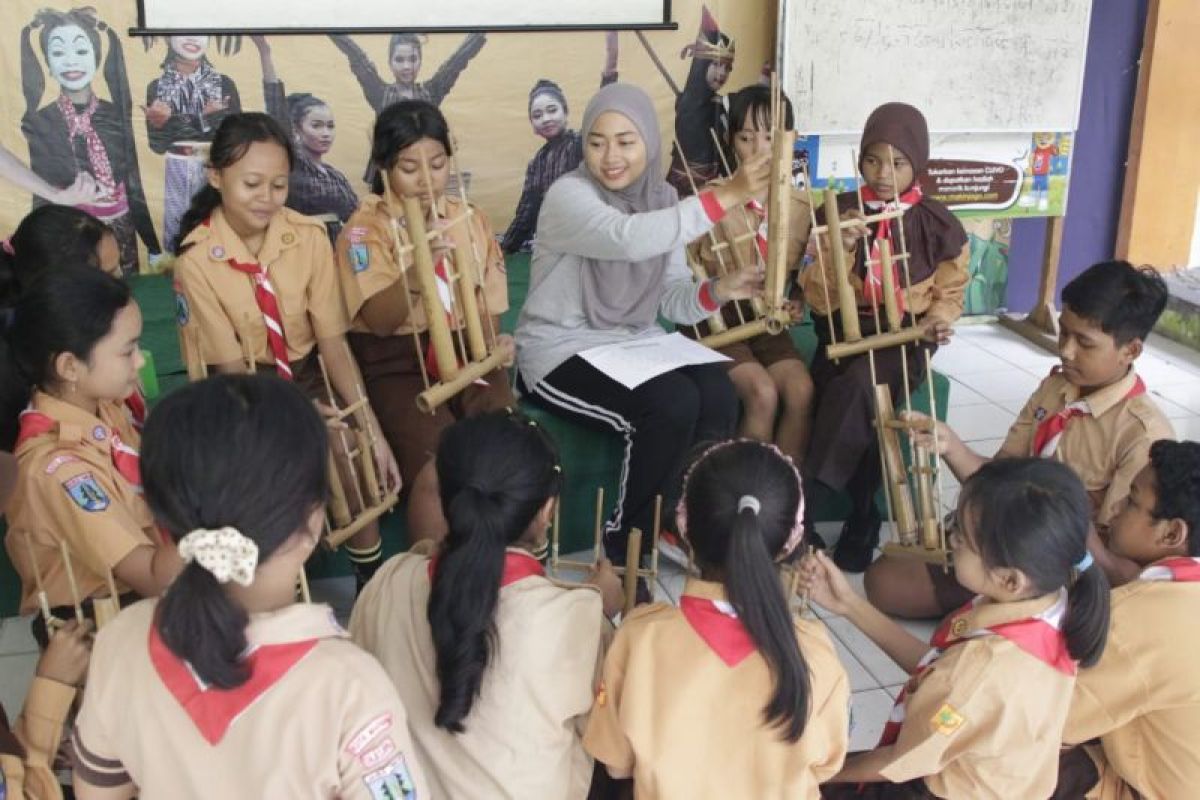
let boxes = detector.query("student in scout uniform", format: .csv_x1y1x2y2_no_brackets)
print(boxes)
690,85,815,467
335,100,513,542
1053,439,1200,800
515,82,770,566
871,260,1174,618
804,458,1111,799
801,101,969,573
172,112,399,586
351,411,622,799
1,205,121,304
0,450,93,800
2,268,181,638
71,374,429,799
584,440,850,798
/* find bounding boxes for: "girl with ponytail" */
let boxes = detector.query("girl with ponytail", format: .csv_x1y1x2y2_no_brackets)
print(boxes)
3,267,179,643
809,457,1110,799
584,439,850,798
20,7,161,274
70,374,428,798
350,411,622,799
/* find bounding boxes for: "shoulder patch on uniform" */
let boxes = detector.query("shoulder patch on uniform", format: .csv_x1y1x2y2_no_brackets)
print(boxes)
930,703,965,736
350,243,370,273
45,453,82,475
347,226,369,244
1033,407,1047,422
364,755,417,800
62,472,110,512
360,738,398,770
346,713,392,757
175,291,190,326
1126,395,1167,429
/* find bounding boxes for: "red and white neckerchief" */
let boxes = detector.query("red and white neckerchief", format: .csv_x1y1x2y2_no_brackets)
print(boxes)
745,198,769,262
56,93,118,198
1139,557,1200,583
427,549,545,588
148,620,319,745
226,258,292,380
16,408,142,492
859,183,922,315
201,218,292,379
679,595,756,667
125,389,147,432
1031,367,1146,458
877,591,1073,747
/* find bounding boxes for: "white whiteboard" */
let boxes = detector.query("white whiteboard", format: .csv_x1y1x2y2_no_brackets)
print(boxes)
137,0,668,30
781,0,1093,134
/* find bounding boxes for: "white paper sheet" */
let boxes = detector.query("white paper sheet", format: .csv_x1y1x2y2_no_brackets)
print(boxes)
578,333,730,390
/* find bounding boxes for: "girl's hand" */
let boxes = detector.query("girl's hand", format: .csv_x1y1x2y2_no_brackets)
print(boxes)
373,436,402,495
717,151,771,208
901,410,952,456
715,264,765,303
312,400,349,431
922,318,954,345
798,550,859,616
54,172,105,206
494,333,516,367
587,558,625,618
143,100,172,129
839,209,870,251
37,619,94,687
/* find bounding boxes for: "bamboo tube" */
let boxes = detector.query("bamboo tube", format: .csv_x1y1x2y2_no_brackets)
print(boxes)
326,452,352,527
878,240,902,332
57,540,85,625
325,498,398,549
650,494,662,582
297,569,312,603
623,528,643,616
875,385,918,544
822,188,862,343
826,326,925,360
415,348,509,414
23,533,56,629
593,487,606,563
401,194,461,383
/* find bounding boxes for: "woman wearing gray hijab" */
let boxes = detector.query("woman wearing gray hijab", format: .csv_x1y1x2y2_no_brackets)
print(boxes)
515,82,769,566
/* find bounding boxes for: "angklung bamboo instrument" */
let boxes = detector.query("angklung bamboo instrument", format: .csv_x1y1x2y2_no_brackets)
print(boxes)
317,348,399,550
378,148,512,416
679,73,795,351
550,488,662,616
806,143,949,565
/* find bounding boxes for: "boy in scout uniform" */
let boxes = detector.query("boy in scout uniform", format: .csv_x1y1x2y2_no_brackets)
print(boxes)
336,100,513,542
172,112,399,586
1055,439,1200,800
867,260,1173,618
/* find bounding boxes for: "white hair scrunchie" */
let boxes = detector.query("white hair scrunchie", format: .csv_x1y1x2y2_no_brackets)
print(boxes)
177,527,259,587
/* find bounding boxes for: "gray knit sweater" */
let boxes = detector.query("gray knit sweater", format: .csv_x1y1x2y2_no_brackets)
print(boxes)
515,176,720,389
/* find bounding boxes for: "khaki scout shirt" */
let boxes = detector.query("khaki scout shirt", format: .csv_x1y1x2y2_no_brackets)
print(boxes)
336,194,509,336
801,237,969,324
349,550,607,800
583,578,850,799
0,676,75,800
879,593,1075,799
1063,578,1200,799
72,599,429,799
690,182,813,280
173,206,349,369
996,369,1174,525
4,392,154,614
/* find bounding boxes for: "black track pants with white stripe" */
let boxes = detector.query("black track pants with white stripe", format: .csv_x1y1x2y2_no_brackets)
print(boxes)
526,355,737,562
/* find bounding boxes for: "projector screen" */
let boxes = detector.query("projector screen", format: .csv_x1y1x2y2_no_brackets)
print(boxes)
135,0,673,32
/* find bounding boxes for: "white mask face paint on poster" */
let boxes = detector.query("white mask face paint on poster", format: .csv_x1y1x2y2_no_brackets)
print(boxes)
46,24,96,92
168,35,209,62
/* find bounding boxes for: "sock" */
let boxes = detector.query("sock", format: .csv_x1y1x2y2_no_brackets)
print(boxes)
346,541,384,584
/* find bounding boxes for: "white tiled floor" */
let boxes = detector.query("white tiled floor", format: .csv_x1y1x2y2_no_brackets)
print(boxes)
3,322,1200,756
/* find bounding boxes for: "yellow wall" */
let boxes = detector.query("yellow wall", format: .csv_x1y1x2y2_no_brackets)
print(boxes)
0,0,776,253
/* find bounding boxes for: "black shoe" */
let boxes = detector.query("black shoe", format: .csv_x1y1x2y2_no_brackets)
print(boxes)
832,511,881,573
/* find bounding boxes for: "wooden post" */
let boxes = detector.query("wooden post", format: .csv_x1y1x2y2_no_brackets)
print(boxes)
999,215,1062,352
623,528,643,616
